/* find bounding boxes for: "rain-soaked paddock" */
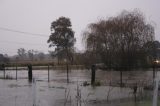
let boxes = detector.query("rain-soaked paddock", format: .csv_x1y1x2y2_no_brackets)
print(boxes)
0,66,160,106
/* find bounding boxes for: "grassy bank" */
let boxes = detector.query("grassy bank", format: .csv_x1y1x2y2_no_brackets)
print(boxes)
3,65,85,70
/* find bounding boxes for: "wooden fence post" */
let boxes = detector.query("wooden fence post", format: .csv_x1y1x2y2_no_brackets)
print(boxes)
48,65,50,82
3,64,5,79
28,64,32,82
16,64,17,80
91,64,96,85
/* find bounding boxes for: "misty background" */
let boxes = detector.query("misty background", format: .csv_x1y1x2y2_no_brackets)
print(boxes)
0,0,160,56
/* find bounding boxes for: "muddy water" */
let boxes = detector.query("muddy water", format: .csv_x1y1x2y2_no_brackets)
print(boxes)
0,69,157,106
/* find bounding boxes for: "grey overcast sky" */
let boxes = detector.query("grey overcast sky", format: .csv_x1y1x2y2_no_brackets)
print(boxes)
0,0,160,56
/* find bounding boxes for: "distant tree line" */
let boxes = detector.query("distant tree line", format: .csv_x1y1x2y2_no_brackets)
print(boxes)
16,48,46,61
0,54,9,64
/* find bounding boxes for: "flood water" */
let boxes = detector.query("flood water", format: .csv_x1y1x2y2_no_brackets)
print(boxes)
0,68,159,106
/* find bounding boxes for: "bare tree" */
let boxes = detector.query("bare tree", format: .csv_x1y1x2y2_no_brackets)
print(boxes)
83,9,154,69
28,49,34,61
37,52,45,60
17,48,26,60
83,9,155,86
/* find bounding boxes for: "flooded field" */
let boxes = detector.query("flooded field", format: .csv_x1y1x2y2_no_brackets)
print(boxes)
0,68,159,106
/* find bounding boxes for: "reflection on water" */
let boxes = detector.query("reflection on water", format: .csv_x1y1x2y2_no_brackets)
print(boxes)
0,69,158,106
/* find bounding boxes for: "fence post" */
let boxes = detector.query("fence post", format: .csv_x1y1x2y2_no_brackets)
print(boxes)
16,64,17,80
67,62,69,83
120,70,123,87
48,65,50,82
91,64,96,85
133,84,137,103
28,64,32,82
153,64,155,80
3,64,5,79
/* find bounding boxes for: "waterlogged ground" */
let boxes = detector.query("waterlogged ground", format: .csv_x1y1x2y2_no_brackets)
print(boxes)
0,68,159,106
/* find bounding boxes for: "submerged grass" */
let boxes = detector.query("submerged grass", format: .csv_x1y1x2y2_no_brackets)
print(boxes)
117,97,160,106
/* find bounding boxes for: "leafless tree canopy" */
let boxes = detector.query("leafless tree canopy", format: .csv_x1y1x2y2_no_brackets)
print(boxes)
83,10,155,70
